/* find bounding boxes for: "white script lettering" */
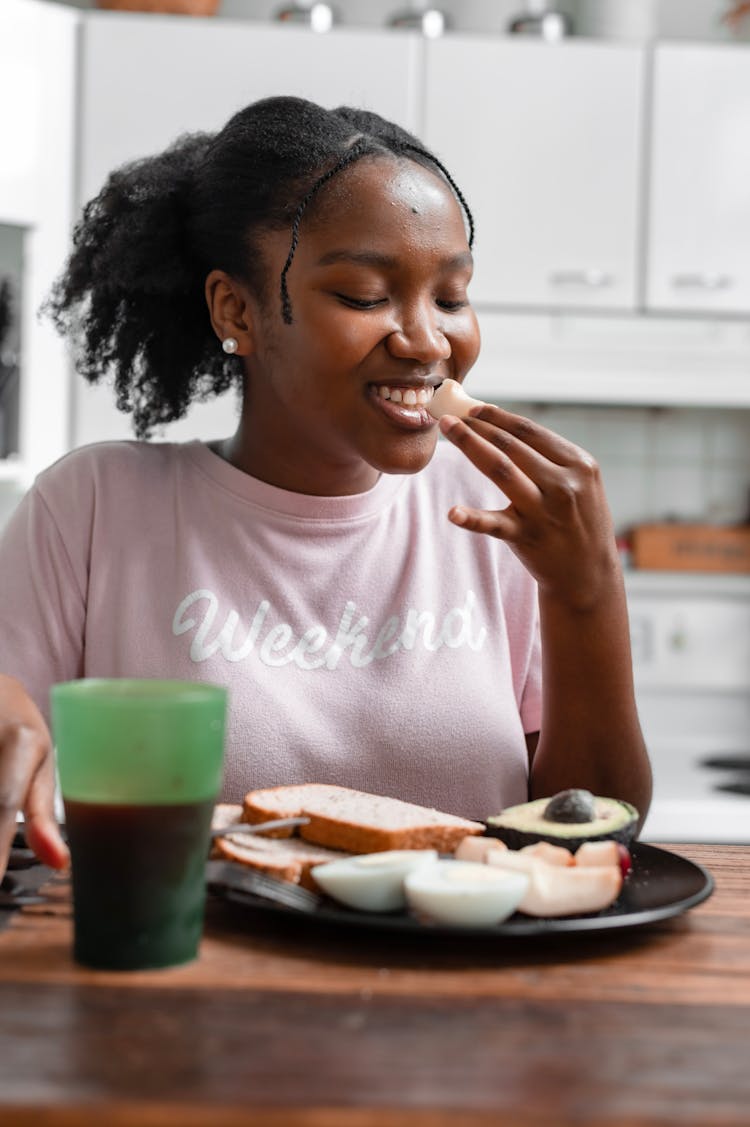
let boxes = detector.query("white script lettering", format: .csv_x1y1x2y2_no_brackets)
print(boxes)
171,589,487,669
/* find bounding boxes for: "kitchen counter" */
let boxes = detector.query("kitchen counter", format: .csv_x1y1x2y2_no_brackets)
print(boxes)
1,843,749,1126
624,570,750,597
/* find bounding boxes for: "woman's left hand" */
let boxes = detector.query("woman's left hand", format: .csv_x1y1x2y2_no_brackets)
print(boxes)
438,404,619,611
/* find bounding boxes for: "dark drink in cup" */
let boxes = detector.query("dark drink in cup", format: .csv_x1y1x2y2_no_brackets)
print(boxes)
52,679,226,971
64,798,215,970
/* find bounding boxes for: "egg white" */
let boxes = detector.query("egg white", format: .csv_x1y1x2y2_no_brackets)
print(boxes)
403,860,529,927
310,849,439,912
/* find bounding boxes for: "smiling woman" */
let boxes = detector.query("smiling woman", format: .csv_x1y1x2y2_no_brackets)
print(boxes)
0,95,651,879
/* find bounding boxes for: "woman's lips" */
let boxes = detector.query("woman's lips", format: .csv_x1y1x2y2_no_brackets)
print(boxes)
368,385,437,430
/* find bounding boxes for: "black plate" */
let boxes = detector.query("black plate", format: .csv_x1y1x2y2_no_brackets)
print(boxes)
207,842,714,938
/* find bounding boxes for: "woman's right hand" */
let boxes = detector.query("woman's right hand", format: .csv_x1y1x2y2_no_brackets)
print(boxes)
0,675,69,879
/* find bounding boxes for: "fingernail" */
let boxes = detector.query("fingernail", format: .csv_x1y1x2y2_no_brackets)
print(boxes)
438,415,459,435
450,506,468,526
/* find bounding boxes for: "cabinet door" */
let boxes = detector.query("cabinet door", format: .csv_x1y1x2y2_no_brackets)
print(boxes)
647,44,750,315
422,37,645,311
74,14,420,446
79,15,420,201
0,0,78,485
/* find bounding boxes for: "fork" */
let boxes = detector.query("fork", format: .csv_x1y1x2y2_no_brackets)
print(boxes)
207,861,322,912
209,815,310,841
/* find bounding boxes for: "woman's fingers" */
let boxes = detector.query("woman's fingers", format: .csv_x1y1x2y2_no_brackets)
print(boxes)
0,725,40,878
439,407,618,610
448,504,521,539
0,724,65,879
468,412,602,508
470,403,586,467
440,410,605,525
438,414,543,513
23,751,69,872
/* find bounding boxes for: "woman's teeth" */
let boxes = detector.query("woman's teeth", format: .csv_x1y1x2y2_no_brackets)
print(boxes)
376,385,435,407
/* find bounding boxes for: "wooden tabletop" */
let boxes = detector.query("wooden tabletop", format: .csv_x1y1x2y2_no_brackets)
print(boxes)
1,842,748,1127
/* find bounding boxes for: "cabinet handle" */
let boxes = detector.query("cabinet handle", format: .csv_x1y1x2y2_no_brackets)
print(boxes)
548,269,613,288
670,273,733,291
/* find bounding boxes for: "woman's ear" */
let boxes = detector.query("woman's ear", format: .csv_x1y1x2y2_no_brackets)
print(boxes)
205,269,254,356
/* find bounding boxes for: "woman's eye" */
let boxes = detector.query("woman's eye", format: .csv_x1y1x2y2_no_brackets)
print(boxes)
437,298,468,312
335,294,386,310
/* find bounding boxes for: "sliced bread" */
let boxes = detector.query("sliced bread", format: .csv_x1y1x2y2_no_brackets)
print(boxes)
242,782,484,854
214,832,350,889
211,803,244,832
240,784,336,838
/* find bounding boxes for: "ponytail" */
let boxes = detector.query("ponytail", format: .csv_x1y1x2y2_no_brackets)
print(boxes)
46,131,242,439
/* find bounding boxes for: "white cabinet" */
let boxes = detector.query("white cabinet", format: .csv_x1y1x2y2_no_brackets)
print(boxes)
0,0,78,487
422,36,645,312
73,14,422,447
628,591,750,693
79,15,422,201
647,44,750,315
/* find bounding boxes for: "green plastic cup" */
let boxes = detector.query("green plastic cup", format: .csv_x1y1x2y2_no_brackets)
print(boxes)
51,678,227,971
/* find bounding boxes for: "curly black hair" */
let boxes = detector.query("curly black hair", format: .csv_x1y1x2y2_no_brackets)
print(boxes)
45,96,474,439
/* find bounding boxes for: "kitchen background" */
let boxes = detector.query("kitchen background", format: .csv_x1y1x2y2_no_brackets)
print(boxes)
2,0,750,840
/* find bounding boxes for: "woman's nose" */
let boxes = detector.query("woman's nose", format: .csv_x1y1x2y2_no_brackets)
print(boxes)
386,308,452,362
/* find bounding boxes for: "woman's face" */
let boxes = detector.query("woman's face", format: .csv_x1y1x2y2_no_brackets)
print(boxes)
238,155,481,495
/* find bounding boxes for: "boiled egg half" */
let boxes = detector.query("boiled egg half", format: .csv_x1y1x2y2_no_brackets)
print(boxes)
311,849,438,912
403,859,529,927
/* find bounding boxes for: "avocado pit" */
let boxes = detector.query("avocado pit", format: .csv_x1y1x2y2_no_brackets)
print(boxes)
543,788,597,824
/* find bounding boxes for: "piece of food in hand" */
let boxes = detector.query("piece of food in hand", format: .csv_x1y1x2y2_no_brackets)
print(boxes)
311,849,438,912
487,849,623,917
427,378,485,420
242,783,484,854
403,859,529,927
485,788,638,853
214,832,350,890
454,834,508,863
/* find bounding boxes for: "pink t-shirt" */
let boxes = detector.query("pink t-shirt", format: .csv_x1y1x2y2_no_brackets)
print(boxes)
0,438,541,821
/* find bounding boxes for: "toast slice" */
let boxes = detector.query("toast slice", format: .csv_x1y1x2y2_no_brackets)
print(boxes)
214,832,350,890
242,783,484,854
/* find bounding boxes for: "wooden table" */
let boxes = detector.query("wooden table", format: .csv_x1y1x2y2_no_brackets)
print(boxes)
0,843,748,1127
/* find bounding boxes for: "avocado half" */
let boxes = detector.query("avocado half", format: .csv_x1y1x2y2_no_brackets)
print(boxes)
485,789,639,852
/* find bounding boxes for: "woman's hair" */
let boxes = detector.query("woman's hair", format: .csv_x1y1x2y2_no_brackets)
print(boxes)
46,96,474,439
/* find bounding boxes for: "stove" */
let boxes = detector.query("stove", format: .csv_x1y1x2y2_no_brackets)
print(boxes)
625,573,750,845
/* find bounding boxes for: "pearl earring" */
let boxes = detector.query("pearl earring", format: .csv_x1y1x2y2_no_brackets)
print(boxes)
222,337,239,355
